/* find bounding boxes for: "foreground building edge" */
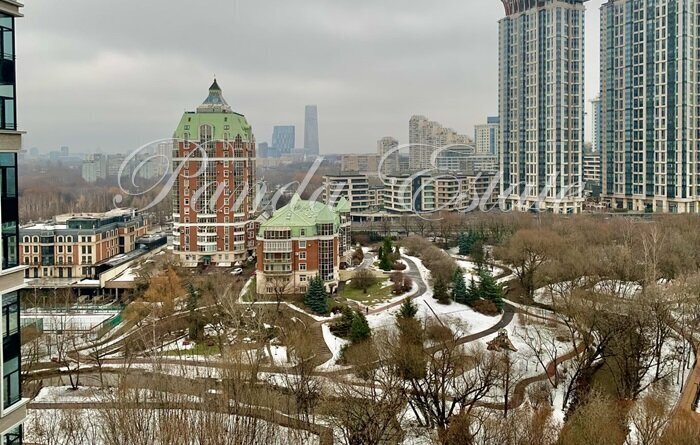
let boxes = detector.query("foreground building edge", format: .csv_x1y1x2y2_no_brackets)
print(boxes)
0,1,27,443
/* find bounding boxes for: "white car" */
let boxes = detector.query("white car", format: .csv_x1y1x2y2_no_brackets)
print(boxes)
231,268,243,276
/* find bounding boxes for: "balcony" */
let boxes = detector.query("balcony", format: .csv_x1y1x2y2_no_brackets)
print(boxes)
263,240,292,253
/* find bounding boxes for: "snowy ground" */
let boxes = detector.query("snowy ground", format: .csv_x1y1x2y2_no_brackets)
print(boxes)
318,324,351,370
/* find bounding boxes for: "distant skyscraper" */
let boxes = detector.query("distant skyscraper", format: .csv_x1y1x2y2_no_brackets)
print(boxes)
271,125,295,154
304,105,319,155
377,137,399,175
409,115,471,171
590,97,602,153
474,116,500,156
601,0,699,213
172,80,257,266
498,0,585,214
258,142,270,158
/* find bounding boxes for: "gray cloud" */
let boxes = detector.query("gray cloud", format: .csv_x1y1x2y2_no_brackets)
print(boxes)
18,0,602,154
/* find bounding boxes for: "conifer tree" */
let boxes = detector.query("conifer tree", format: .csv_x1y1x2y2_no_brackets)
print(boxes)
350,311,371,343
397,297,418,320
478,269,504,312
304,275,328,314
433,276,450,304
452,268,468,304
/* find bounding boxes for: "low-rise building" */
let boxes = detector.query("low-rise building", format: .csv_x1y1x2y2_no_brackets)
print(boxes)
20,209,148,280
382,173,489,214
256,196,348,295
322,174,370,213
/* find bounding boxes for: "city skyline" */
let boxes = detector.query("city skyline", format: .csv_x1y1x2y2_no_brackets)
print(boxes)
18,0,603,155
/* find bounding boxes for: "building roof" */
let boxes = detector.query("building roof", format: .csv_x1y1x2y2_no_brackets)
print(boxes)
258,194,340,237
174,80,253,142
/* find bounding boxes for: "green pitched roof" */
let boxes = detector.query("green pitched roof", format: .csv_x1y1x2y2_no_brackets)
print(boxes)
259,195,341,237
173,80,254,142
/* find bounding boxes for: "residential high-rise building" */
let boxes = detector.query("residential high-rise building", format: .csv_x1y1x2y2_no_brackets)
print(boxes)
323,174,371,213
0,2,27,443
583,148,602,186
498,0,586,214
172,80,258,267
81,153,107,183
377,137,400,175
271,125,295,154
601,0,700,213
304,105,319,155
341,154,380,174
474,116,500,155
409,115,471,171
590,97,602,153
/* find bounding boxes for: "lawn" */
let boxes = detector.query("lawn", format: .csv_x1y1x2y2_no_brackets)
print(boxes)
340,281,395,304
162,341,220,357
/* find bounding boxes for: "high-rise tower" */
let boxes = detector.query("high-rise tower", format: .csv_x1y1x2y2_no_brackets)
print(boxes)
498,0,586,214
271,125,295,154
0,2,27,443
601,0,700,213
172,80,258,266
304,105,319,155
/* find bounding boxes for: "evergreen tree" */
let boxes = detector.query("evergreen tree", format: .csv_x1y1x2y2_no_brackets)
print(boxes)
379,239,394,271
458,232,469,256
432,276,450,304
186,283,203,340
466,277,480,306
304,275,328,314
452,268,468,304
350,311,371,343
478,269,504,312
397,297,418,320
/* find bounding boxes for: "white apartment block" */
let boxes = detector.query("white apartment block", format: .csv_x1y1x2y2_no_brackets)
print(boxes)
322,174,371,213
377,137,400,175
601,0,700,213
474,116,500,155
498,0,586,214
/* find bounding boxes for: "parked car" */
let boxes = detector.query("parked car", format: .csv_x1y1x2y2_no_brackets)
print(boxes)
231,268,243,276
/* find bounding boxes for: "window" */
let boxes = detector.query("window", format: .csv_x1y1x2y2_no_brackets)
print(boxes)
299,263,306,271
300,229,306,237
299,275,307,282
299,240,307,249
299,251,306,260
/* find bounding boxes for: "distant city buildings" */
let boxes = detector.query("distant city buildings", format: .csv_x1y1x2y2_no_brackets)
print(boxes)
341,154,380,175
20,209,147,280
304,105,320,156
583,148,602,187
256,196,349,295
271,125,295,154
601,0,700,213
474,116,499,156
409,115,471,171
377,137,400,175
172,80,258,266
498,0,585,214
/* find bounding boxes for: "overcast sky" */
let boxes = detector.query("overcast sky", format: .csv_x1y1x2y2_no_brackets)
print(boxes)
18,0,602,155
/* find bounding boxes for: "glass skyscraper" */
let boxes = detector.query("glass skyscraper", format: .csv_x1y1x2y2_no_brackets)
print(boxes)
304,105,319,156
601,0,700,213
498,0,586,214
271,125,295,154
0,2,25,443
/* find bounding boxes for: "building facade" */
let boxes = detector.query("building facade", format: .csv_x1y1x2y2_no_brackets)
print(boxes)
409,115,472,171
583,148,602,186
590,97,602,153
0,2,26,442
601,0,700,213
341,154,380,174
474,116,500,155
271,125,295,154
256,196,346,295
81,153,107,183
498,0,586,214
304,105,319,156
172,80,258,266
322,174,371,213
20,209,147,280
377,137,400,175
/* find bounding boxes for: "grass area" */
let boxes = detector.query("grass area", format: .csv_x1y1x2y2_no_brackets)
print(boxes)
340,281,395,304
162,341,220,357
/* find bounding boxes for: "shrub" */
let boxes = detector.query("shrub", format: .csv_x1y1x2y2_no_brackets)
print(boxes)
471,299,500,316
392,261,407,271
351,269,377,293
